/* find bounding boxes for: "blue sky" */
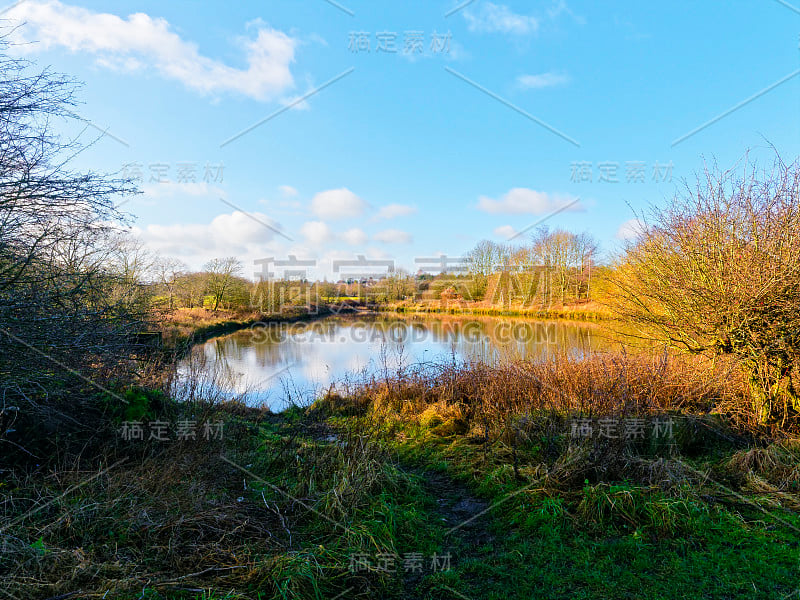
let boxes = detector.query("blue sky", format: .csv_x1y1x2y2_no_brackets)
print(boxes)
4,0,800,279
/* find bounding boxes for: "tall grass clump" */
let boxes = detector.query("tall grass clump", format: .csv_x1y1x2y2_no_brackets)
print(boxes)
316,350,769,494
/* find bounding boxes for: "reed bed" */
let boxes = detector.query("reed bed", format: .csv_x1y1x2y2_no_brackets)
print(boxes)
316,350,800,497
320,350,750,431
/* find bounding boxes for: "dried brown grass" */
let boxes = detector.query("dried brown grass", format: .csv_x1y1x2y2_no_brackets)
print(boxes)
319,350,787,495
1,440,287,599
335,350,749,432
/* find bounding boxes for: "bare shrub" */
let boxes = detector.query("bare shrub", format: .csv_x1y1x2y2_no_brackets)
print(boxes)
611,155,800,428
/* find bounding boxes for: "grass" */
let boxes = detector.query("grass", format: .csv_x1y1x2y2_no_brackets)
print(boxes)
1,398,446,599
379,300,611,321
3,351,799,599
314,352,800,598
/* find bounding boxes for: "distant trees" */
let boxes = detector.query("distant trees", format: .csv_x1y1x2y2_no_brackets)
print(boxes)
464,240,508,299
529,227,598,303
152,256,186,311
203,257,244,311
318,281,339,300
174,271,208,309
149,256,286,313
371,269,416,302
462,229,598,305
146,233,598,312
106,233,154,314
612,157,800,425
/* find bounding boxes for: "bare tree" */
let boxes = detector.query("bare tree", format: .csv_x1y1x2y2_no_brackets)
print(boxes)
0,34,141,456
105,232,154,313
203,257,243,311
531,227,598,304
374,268,415,302
573,231,599,299
153,256,186,310
611,156,800,426
465,240,507,299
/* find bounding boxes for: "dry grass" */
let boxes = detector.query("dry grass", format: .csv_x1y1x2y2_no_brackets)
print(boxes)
385,300,611,321
324,350,749,430
725,440,800,504
317,350,799,498
160,308,263,347
0,401,413,599
1,441,286,598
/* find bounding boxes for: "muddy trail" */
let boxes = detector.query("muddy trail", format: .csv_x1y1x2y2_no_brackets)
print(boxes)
306,420,497,598
401,467,497,599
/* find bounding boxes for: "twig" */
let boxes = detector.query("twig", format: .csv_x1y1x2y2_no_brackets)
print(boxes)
153,565,248,584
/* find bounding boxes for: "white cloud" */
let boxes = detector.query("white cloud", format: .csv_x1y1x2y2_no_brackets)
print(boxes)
477,188,582,214
5,0,297,101
310,188,367,220
548,0,586,25
373,229,412,244
463,3,540,35
517,72,570,90
493,225,518,239
301,221,333,245
279,185,298,197
341,228,369,245
616,218,646,240
208,211,282,244
375,203,417,220
134,210,286,268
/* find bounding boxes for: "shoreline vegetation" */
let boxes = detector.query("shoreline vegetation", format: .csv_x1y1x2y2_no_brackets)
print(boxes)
4,344,799,599
160,304,367,356
375,299,610,321
160,298,611,353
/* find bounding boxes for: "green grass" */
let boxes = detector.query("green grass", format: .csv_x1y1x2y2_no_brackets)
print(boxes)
350,415,800,600
5,385,800,599
2,403,450,599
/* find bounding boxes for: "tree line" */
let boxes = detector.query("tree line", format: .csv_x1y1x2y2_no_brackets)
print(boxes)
460,228,599,306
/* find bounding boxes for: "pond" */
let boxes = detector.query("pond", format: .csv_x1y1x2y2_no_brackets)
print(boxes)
174,314,623,411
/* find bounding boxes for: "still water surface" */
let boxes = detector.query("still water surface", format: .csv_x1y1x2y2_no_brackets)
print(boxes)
175,314,621,411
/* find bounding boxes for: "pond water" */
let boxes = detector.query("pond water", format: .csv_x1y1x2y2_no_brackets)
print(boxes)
174,314,622,411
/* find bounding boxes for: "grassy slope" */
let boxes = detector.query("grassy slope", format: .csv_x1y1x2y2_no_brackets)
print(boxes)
370,419,800,600
6,402,797,599
2,404,441,599
4,351,800,599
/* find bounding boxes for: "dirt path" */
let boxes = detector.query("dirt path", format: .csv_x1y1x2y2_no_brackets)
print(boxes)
307,421,496,598
402,467,496,599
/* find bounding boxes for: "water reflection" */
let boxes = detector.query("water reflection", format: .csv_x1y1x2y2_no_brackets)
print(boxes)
175,315,618,411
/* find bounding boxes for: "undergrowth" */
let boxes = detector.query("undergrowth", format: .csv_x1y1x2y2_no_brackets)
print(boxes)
3,351,799,599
